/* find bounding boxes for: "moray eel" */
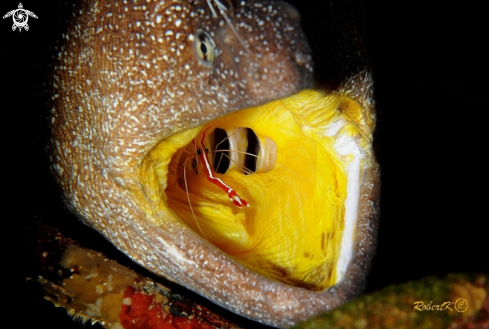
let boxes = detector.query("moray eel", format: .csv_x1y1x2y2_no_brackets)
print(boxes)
50,0,379,327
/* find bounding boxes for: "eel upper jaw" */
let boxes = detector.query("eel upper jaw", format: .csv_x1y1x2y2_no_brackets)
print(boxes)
211,0,315,108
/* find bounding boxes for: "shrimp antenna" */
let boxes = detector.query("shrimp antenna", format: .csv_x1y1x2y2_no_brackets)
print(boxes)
184,144,208,241
207,0,251,55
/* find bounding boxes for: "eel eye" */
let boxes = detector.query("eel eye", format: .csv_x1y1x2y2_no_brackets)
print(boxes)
194,31,216,68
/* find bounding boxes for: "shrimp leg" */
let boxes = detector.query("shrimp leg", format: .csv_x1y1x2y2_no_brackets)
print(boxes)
193,127,250,208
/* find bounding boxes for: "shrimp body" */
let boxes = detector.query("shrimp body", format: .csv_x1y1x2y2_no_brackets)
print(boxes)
193,127,250,208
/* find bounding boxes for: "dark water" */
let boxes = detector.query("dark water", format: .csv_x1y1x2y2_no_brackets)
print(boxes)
2,0,486,328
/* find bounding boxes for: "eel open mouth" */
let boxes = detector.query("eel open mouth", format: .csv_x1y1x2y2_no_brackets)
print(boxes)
140,89,371,291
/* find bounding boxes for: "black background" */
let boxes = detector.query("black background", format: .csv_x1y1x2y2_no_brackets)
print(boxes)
2,0,486,327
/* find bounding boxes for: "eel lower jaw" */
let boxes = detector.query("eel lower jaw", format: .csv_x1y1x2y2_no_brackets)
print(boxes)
139,89,374,292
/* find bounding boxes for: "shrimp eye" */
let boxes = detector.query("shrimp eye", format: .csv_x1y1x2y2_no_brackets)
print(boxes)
193,31,216,68
205,148,210,154
196,149,202,155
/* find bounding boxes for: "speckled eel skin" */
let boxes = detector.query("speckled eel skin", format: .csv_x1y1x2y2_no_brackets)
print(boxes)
50,0,380,327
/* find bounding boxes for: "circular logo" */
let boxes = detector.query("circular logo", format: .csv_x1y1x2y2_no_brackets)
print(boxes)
454,298,468,312
3,4,38,32
13,9,28,28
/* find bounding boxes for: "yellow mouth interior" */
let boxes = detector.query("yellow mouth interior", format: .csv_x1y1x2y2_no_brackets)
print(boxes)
142,90,368,291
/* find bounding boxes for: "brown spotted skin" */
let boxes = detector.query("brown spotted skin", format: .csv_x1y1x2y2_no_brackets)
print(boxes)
52,0,313,176
50,0,379,327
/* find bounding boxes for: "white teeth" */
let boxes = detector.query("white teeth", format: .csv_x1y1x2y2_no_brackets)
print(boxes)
202,127,277,175
224,127,277,174
225,127,248,171
257,136,276,173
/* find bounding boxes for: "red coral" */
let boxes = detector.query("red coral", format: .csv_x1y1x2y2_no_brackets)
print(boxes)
120,287,214,329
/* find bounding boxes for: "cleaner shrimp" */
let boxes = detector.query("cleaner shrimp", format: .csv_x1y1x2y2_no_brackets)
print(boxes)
192,126,250,208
